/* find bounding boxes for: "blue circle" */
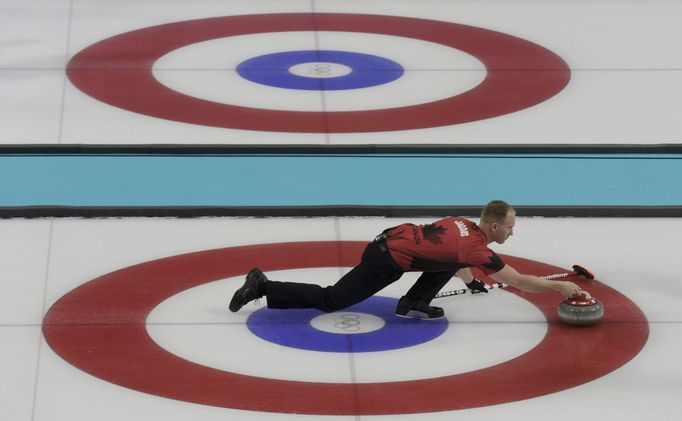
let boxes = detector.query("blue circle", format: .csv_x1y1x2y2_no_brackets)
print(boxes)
236,50,404,90
246,296,448,353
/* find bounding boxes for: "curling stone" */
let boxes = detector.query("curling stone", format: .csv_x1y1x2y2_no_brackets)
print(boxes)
557,296,604,326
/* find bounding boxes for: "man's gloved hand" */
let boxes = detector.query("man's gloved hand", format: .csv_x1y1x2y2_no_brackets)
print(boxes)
465,278,489,293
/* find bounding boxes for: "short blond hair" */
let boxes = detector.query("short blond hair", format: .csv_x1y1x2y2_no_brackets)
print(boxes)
480,200,514,224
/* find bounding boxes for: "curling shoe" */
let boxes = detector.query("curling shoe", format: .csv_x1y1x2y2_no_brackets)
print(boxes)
395,296,444,320
229,268,267,312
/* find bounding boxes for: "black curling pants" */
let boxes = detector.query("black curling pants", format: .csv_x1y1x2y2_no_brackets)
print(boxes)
265,240,455,312
405,270,456,304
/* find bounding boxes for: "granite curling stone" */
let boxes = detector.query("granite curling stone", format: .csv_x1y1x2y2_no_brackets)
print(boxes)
557,296,604,326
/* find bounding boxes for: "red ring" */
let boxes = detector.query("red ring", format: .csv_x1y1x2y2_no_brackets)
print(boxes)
67,13,570,133
43,241,648,415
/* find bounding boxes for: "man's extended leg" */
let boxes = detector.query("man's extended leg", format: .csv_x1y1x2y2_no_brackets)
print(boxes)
230,240,403,313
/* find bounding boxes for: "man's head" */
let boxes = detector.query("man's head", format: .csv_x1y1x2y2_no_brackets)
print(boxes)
479,200,515,244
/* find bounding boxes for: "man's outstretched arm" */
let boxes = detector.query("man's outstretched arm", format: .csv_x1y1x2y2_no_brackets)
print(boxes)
490,265,589,298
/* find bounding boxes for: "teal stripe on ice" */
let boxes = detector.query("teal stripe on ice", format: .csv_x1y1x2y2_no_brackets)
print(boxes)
1,154,681,207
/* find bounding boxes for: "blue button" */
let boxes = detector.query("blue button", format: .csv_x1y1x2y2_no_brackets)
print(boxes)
246,296,448,353
236,50,404,90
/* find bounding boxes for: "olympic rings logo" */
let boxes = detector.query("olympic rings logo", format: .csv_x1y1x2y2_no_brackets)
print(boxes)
311,63,333,77
333,313,362,331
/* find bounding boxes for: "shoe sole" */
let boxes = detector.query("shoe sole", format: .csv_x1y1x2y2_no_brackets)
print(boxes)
395,311,445,320
228,290,247,312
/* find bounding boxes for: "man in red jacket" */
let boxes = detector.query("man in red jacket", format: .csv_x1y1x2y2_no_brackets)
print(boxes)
229,200,588,319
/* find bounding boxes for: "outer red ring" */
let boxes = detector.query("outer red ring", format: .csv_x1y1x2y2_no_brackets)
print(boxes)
43,241,648,415
66,13,571,133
